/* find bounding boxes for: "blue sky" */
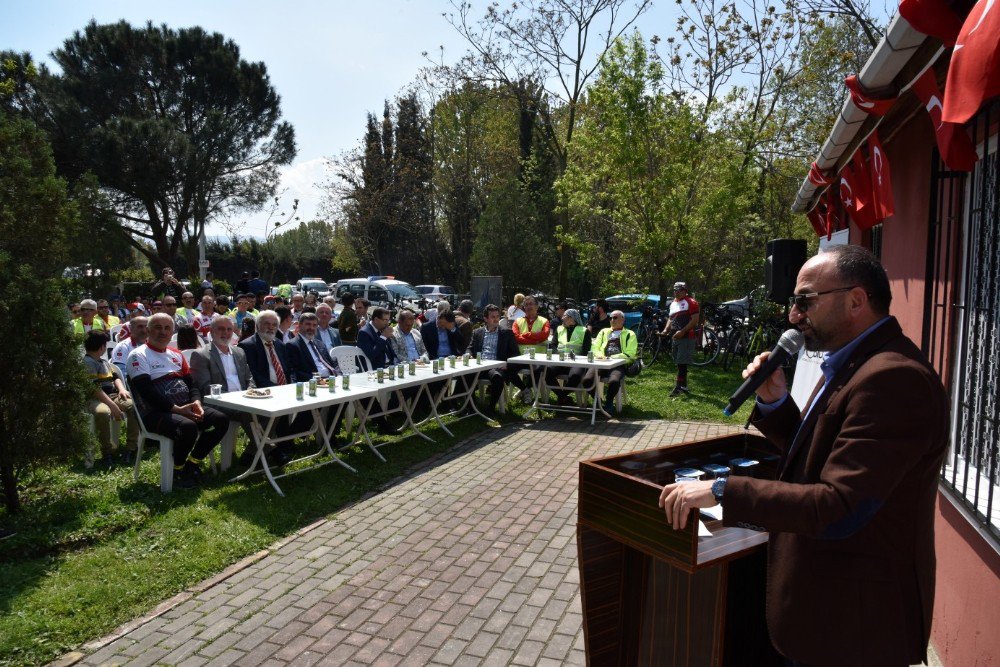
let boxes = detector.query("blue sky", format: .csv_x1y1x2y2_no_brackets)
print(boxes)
2,1,891,239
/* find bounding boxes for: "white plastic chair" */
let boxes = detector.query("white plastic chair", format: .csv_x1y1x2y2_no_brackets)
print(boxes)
109,324,124,343
330,345,372,374
125,378,177,493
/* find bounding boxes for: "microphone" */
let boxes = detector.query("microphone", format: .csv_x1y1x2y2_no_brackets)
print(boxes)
723,329,804,416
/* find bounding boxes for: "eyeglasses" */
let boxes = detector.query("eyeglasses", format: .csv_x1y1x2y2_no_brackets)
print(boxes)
788,286,861,312
611,315,624,320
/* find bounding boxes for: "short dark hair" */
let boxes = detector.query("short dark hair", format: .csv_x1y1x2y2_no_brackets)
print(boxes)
251,271,260,278
439,311,456,323
556,302,568,311
595,299,609,313
298,312,319,325
483,304,500,317
459,299,473,314
356,297,370,307
274,305,292,322
302,306,316,314
827,245,892,315
341,293,355,306
84,331,109,352
175,324,201,351
371,307,390,320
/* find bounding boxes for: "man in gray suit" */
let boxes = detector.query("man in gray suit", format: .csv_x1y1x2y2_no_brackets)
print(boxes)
388,309,428,363
190,316,253,425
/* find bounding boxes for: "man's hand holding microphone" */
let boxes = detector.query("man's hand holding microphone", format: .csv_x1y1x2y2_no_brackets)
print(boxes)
658,329,803,529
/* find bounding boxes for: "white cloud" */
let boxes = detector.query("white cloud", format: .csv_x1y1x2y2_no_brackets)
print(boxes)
205,156,333,240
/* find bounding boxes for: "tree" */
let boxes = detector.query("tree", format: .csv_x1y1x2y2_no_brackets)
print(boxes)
444,0,652,296
0,114,92,511
28,20,296,273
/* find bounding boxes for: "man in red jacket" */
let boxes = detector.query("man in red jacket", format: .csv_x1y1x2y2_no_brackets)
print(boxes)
511,295,550,403
658,245,949,666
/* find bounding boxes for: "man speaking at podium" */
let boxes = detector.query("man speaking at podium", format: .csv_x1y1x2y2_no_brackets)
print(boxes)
659,245,948,666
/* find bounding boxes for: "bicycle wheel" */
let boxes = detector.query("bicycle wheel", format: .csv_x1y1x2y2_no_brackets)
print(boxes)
721,325,746,371
692,326,719,366
637,330,659,367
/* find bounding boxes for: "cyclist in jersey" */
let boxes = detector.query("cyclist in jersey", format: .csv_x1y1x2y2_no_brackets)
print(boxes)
660,281,700,397
126,313,229,488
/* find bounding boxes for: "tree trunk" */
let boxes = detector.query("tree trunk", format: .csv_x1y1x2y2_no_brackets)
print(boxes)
0,448,20,512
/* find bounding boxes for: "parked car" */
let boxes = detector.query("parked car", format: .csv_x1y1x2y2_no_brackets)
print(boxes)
294,278,331,298
593,294,661,331
333,278,391,305
374,279,422,312
415,284,455,301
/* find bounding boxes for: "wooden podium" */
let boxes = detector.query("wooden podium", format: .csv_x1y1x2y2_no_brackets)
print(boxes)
577,433,782,666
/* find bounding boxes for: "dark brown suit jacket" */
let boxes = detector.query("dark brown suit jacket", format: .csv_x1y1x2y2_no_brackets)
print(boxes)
723,318,948,666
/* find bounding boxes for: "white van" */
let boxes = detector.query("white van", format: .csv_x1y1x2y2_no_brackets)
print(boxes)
332,278,391,306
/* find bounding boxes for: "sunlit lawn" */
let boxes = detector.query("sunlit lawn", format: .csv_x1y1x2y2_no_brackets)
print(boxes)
0,357,756,666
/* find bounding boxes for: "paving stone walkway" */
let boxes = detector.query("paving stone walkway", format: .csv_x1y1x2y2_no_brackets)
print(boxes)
76,419,739,666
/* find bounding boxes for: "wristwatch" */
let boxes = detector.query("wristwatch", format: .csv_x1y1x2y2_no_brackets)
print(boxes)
711,477,727,502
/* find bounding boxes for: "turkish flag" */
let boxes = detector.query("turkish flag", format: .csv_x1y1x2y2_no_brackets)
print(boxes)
845,75,897,116
840,151,879,231
942,0,1000,124
807,203,827,237
868,131,895,221
911,70,979,171
808,162,833,186
899,0,966,46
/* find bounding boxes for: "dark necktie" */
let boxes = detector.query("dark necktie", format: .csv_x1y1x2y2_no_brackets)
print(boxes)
310,340,338,375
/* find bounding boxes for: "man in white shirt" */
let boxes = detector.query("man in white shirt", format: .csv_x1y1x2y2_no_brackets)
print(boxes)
315,303,343,350
190,316,253,430
111,316,148,374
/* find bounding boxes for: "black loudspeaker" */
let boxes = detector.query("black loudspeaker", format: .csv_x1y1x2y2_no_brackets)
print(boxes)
765,239,807,304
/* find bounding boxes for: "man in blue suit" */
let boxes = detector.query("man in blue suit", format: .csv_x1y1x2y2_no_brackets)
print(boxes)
286,313,340,381
419,311,461,361
357,307,397,369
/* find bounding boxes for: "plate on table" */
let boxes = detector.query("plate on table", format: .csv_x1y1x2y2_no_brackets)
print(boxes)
243,389,272,399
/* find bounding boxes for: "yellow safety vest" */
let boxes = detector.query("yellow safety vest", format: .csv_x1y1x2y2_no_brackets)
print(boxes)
557,325,587,354
72,317,109,337
514,316,548,354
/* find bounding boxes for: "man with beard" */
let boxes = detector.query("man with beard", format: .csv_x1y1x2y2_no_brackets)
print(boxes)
658,245,949,666
287,312,340,381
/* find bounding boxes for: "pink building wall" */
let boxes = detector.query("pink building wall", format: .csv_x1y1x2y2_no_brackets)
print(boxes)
876,109,1000,666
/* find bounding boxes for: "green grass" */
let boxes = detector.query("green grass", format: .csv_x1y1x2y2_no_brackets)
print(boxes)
0,359,755,666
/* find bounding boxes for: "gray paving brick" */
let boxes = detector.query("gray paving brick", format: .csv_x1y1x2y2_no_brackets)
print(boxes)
75,420,735,666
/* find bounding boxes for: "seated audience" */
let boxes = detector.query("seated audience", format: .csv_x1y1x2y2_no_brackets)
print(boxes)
126,314,229,488
112,316,148,374
467,304,525,413
389,310,428,363
590,309,637,411
84,331,138,467
315,303,342,349
358,307,398,369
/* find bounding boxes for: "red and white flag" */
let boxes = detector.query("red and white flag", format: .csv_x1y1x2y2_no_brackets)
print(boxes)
807,202,827,237
942,0,1000,124
867,131,895,221
898,0,967,46
824,190,840,240
911,69,979,171
808,162,833,186
845,75,897,116
840,151,879,231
